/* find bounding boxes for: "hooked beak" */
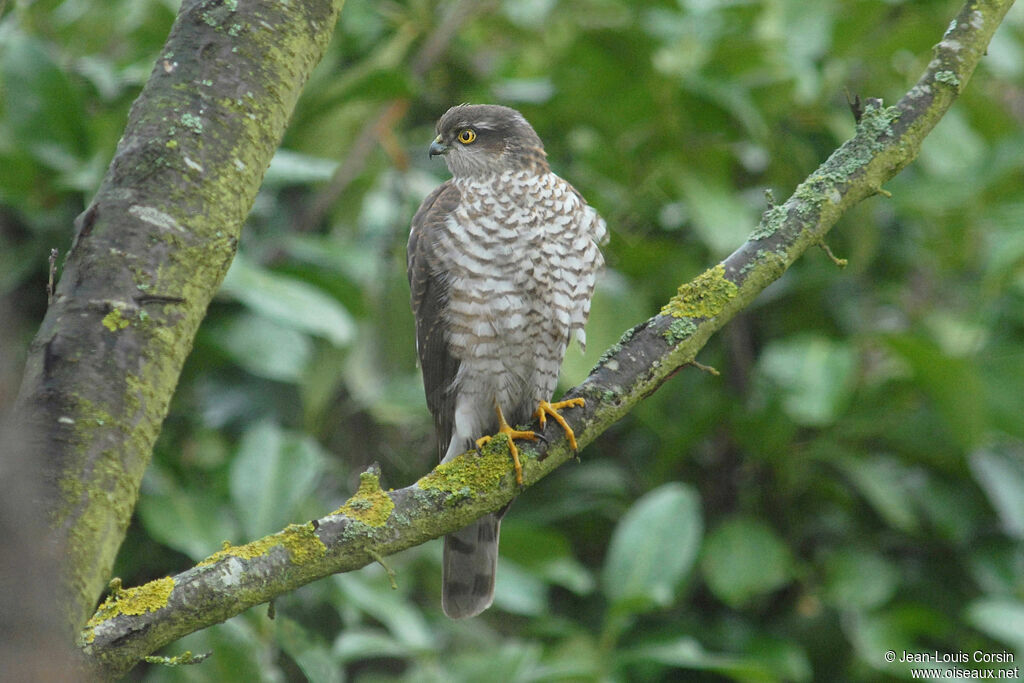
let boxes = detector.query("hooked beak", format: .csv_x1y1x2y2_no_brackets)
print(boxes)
428,135,449,158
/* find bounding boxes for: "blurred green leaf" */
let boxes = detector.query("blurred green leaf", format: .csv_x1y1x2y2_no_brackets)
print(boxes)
755,334,858,427
332,573,435,650
422,641,543,681
623,637,803,682
0,242,43,294
678,170,757,257
205,313,313,382
700,517,794,608
981,202,1024,284
275,617,342,683
502,0,557,28
969,443,1024,540
834,455,919,533
885,335,990,451
264,149,339,186
846,604,954,676
493,559,548,616
965,598,1024,652
968,542,1024,596
822,548,899,611
315,67,416,114
500,521,595,595
918,109,986,179
681,74,771,142
746,637,813,683
137,466,239,561
0,32,87,165
219,254,355,346
980,348,1024,440
602,482,703,613
332,629,411,664
766,0,835,103
909,473,981,544
228,421,327,538
539,634,604,680
145,617,278,683
515,460,630,524
73,54,130,101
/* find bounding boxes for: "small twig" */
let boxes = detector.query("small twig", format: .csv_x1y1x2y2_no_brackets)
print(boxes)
409,0,490,75
690,360,720,376
106,577,124,600
47,248,58,305
818,241,848,268
366,549,398,590
266,599,276,620
846,88,864,123
298,110,389,231
142,651,211,667
134,294,187,305
376,99,412,171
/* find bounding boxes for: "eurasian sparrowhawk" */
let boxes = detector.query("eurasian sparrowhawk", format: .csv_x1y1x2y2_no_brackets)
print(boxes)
407,104,607,618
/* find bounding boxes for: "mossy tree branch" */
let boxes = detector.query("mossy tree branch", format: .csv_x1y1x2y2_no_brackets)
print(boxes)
76,0,1015,677
12,0,346,640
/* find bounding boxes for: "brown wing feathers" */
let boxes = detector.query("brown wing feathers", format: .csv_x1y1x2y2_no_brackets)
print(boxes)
407,181,462,460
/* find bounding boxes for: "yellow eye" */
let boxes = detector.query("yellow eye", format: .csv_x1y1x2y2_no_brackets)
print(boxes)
457,128,477,144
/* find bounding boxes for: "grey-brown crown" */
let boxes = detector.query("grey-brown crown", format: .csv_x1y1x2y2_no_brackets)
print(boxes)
430,104,549,177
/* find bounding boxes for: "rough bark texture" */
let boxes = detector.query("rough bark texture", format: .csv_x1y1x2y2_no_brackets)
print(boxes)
13,0,347,639
76,0,1015,677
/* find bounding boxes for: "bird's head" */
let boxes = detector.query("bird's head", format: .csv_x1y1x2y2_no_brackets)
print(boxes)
429,104,548,178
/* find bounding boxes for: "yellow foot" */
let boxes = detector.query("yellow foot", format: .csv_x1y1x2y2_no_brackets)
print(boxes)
535,398,586,450
475,405,537,485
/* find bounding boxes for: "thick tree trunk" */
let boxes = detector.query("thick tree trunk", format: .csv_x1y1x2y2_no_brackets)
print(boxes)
13,0,346,636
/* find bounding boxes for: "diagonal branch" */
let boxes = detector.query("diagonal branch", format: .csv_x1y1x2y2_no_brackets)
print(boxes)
79,0,1015,677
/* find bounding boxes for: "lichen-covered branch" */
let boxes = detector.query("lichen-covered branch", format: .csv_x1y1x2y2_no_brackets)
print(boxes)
78,0,1013,677
12,0,346,638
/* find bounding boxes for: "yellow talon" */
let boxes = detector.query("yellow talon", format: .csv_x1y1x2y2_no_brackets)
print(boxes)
534,398,586,451
476,404,537,485
475,398,587,485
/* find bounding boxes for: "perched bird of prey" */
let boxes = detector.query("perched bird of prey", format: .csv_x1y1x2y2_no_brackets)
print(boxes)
407,104,607,618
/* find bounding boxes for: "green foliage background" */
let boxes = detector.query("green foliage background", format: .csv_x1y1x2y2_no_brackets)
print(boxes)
3,0,1024,680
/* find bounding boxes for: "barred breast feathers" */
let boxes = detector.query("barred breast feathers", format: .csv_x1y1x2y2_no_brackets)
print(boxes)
434,171,606,360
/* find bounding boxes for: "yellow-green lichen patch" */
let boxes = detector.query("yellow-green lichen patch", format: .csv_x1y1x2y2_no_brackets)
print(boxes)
280,522,328,564
750,203,788,241
660,264,739,320
86,576,174,629
196,522,326,568
596,324,638,367
180,112,204,135
334,472,395,527
418,436,515,497
196,538,271,567
663,317,698,345
935,69,961,89
101,307,131,331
